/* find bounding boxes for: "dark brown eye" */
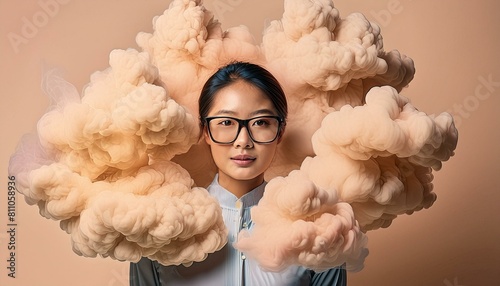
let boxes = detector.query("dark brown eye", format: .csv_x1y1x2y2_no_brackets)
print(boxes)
252,119,271,127
217,119,235,126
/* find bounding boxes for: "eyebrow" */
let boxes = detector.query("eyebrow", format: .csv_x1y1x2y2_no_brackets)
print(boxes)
212,108,277,117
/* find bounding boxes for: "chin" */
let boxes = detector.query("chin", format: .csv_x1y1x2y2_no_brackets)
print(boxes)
227,170,265,182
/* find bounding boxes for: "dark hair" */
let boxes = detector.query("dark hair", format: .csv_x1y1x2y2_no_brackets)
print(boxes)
198,62,288,130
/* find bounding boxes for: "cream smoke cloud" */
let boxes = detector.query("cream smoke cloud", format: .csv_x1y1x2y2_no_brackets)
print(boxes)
261,0,415,179
234,170,368,272
9,0,458,273
136,0,262,115
9,46,227,265
301,86,457,230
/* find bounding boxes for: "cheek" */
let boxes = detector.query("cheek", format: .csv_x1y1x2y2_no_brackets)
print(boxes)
207,144,227,169
258,144,279,165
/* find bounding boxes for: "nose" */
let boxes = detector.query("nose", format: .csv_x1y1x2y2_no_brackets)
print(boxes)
234,126,254,148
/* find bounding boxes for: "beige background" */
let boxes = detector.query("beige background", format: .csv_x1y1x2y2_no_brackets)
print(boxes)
1,0,499,285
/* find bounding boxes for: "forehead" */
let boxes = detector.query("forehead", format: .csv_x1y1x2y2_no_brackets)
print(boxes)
208,80,277,117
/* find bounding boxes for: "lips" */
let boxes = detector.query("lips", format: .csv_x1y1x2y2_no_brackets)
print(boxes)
231,154,256,166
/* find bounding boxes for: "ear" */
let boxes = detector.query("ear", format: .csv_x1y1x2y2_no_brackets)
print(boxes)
203,126,212,145
277,125,286,144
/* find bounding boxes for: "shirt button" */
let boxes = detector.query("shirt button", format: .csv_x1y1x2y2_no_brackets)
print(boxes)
242,222,248,228
241,254,246,260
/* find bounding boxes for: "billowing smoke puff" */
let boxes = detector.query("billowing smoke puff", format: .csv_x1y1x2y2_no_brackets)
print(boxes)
234,170,368,272
261,0,415,179
9,47,227,265
9,0,458,272
302,86,457,230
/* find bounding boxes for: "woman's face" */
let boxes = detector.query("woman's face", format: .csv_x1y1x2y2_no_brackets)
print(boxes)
204,80,282,191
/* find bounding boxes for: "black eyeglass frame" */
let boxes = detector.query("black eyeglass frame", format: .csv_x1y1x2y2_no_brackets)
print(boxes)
204,115,285,144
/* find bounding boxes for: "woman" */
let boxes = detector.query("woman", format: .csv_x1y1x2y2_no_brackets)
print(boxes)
130,62,346,285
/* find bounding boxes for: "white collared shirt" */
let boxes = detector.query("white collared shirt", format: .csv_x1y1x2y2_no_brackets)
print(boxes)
131,175,311,286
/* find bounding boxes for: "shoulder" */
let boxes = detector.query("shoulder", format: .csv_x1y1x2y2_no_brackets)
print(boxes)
311,267,347,286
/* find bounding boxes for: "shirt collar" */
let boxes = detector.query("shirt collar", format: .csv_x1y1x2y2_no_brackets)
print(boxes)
208,174,266,208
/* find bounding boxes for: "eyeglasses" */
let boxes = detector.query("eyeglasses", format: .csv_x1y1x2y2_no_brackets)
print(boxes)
204,116,284,144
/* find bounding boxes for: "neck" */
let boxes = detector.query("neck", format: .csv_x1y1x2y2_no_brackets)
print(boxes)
217,173,264,198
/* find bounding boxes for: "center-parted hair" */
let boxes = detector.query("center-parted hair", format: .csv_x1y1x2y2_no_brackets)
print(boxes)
198,62,288,130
